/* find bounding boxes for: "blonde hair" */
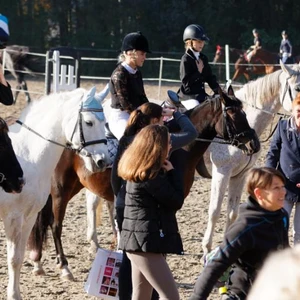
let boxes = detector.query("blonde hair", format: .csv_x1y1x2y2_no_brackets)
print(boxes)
118,125,169,182
185,40,193,50
118,49,138,63
246,167,285,200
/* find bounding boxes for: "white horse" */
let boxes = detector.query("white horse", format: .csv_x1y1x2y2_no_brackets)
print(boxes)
1,86,109,300
200,61,300,256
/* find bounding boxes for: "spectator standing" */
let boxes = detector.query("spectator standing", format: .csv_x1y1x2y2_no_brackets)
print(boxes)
265,93,300,245
280,30,292,64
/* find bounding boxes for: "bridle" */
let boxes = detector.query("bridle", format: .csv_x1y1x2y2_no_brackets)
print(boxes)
221,101,255,148
16,104,107,154
196,97,255,148
68,104,107,153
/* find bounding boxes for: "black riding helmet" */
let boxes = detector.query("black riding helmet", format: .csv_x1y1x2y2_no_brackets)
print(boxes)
121,31,151,53
183,24,210,42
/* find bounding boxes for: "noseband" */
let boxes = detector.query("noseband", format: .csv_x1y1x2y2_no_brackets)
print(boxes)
69,105,107,153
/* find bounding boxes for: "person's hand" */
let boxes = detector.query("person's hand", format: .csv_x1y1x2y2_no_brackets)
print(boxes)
162,159,174,172
296,183,300,188
162,107,176,117
196,59,204,73
288,53,292,57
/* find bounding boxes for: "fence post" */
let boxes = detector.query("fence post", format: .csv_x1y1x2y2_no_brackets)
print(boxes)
158,56,163,100
225,44,231,84
45,51,51,95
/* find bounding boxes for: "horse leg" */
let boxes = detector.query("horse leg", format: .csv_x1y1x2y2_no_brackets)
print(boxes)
13,86,21,105
29,195,54,276
21,80,31,103
202,167,231,257
226,174,247,230
105,198,117,247
3,214,37,300
51,191,75,281
86,189,102,252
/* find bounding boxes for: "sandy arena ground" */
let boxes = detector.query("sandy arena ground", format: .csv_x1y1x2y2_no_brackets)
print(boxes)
0,78,290,300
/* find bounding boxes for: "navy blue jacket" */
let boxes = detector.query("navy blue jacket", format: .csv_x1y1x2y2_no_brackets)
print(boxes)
266,119,300,202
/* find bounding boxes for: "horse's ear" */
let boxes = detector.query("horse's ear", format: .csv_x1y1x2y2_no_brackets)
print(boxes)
227,85,235,96
85,86,97,105
95,83,110,103
280,59,294,77
217,86,223,96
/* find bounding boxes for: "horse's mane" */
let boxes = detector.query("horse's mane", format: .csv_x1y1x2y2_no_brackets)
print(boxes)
189,97,222,118
18,88,85,123
237,70,282,107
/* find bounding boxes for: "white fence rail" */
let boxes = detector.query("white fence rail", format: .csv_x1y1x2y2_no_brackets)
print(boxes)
2,46,287,100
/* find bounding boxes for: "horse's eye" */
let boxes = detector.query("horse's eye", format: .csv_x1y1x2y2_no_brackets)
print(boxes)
85,121,93,127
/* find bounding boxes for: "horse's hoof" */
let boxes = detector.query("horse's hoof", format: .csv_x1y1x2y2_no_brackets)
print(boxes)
61,270,75,281
32,268,46,276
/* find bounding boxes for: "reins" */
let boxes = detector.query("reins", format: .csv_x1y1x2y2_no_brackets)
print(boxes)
16,120,75,150
16,105,107,153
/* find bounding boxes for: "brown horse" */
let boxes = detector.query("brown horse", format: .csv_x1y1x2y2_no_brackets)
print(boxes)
231,48,280,82
213,45,244,64
28,86,260,280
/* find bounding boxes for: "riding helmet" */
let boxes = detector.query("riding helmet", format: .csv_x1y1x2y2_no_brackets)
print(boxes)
121,31,151,53
183,24,210,42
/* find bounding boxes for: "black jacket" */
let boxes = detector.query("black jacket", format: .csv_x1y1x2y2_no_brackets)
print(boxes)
178,49,219,102
119,169,184,254
189,196,289,300
0,82,13,105
109,63,148,112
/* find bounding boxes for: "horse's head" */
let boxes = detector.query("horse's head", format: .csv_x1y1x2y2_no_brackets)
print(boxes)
0,119,24,193
65,86,109,172
279,60,300,112
216,85,260,155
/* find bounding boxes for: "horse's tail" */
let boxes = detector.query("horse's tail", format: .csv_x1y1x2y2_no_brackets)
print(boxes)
28,194,53,252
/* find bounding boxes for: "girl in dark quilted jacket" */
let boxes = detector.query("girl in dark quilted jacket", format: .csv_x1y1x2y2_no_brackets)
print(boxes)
118,124,184,300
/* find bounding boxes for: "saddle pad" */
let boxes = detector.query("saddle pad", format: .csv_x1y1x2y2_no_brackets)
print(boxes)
107,138,118,167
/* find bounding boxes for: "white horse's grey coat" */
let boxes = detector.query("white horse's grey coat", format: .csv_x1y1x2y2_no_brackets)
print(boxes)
201,62,300,255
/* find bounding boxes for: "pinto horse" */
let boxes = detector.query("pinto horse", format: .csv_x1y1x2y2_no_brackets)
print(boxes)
231,48,280,82
0,86,109,300
0,117,24,193
199,61,300,257
0,45,44,104
28,86,260,281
